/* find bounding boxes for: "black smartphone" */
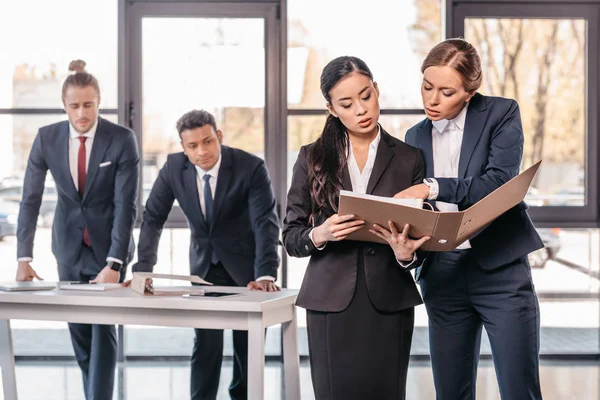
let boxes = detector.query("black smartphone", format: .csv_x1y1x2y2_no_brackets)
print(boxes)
184,292,239,298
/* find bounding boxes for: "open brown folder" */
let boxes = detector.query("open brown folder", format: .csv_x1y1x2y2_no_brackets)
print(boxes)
337,161,541,252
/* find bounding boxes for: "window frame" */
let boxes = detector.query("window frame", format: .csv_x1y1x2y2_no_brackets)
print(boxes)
449,0,600,227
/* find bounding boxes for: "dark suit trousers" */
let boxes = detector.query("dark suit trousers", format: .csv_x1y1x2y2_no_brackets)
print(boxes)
191,262,248,400
59,246,117,400
420,250,542,400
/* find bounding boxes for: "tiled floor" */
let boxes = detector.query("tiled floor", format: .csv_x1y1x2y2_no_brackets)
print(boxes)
7,360,600,400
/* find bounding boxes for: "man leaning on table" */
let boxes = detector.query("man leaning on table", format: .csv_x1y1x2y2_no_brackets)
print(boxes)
15,60,139,400
131,109,280,400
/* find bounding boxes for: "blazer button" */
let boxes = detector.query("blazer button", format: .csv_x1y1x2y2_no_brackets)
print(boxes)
366,248,375,256
304,244,310,251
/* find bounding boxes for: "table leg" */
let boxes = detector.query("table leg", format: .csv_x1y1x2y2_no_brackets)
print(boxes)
0,320,17,400
247,314,264,400
282,306,300,399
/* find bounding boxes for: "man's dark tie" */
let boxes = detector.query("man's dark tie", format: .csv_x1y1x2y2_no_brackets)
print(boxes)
78,136,91,247
203,174,219,264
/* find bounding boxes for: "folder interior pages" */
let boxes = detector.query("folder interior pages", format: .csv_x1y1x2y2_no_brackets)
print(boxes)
338,191,425,209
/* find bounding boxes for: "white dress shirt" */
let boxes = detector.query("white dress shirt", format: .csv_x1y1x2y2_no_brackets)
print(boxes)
19,120,123,265
195,156,274,282
309,126,416,268
428,104,472,249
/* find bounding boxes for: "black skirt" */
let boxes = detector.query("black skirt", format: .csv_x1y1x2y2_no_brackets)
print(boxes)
306,254,415,400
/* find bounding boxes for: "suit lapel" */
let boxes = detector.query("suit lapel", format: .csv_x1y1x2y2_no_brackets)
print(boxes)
183,160,209,231
57,122,80,200
366,129,395,194
82,118,111,201
458,93,487,178
415,120,435,178
212,146,232,228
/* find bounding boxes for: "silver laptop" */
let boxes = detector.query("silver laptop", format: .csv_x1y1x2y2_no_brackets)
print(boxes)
0,281,57,292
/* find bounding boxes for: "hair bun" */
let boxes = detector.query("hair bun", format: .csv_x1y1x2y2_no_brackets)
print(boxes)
68,60,87,74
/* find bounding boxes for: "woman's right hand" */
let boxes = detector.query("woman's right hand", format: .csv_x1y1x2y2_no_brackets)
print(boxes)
312,214,365,247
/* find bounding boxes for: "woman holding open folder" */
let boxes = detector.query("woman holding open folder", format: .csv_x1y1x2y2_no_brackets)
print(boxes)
395,38,544,399
283,56,429,399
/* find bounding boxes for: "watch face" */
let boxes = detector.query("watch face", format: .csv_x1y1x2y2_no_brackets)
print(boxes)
109,262,121,271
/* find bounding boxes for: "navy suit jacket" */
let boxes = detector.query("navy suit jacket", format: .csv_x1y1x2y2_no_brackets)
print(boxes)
17,118,139,269
134,146,280,285
405,93,544,274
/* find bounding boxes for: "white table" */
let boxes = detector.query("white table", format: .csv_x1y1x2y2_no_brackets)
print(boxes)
0,286,300,400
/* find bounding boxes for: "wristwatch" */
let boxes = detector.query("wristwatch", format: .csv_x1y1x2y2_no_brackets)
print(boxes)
107,260,123,272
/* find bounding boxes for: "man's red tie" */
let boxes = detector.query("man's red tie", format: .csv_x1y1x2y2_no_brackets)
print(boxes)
78,136,91,247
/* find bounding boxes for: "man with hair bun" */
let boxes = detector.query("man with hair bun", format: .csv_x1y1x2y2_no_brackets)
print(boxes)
16,59,139,400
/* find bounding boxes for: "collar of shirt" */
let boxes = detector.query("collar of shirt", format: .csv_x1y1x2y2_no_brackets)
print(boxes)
195,153,222,180
69,118,98,140
347,124,381,157
431,103,469,133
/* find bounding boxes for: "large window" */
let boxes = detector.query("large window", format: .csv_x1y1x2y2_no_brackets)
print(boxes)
453,2,598,225
138,17,266,203
2,0,600,362
0,0,118,109
287,0,440,109
467,18,586,207
0,0,119,356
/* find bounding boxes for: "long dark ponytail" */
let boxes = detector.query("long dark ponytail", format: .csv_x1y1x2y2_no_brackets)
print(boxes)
307,56,374,220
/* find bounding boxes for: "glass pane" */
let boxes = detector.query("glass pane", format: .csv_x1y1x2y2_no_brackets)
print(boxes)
465,18,586,207
0,114,118,356
379,114,426,141
288,0,442,109
0,0,118,109
415,228,600,355
141,18,265,203
531,227,599,354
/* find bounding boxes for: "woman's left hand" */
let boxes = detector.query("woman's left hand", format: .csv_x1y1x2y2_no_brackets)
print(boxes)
369,222,430,261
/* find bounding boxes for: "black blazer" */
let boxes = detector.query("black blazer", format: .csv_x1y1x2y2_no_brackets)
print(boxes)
17,118,138,268
283,129,424,313
405,93,544,275
134,146,280,285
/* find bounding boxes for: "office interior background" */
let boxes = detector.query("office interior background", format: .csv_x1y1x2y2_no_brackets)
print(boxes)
0,0,599,398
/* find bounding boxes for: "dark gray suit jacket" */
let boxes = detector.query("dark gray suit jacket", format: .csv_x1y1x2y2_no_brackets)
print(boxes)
133,146,280,285
283,129,425,313
17,117,139,271
406,93,544,277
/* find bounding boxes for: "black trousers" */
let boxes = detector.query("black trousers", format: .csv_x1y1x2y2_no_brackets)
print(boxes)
59,246,117,400
420,250,542,400
191,262,248,400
